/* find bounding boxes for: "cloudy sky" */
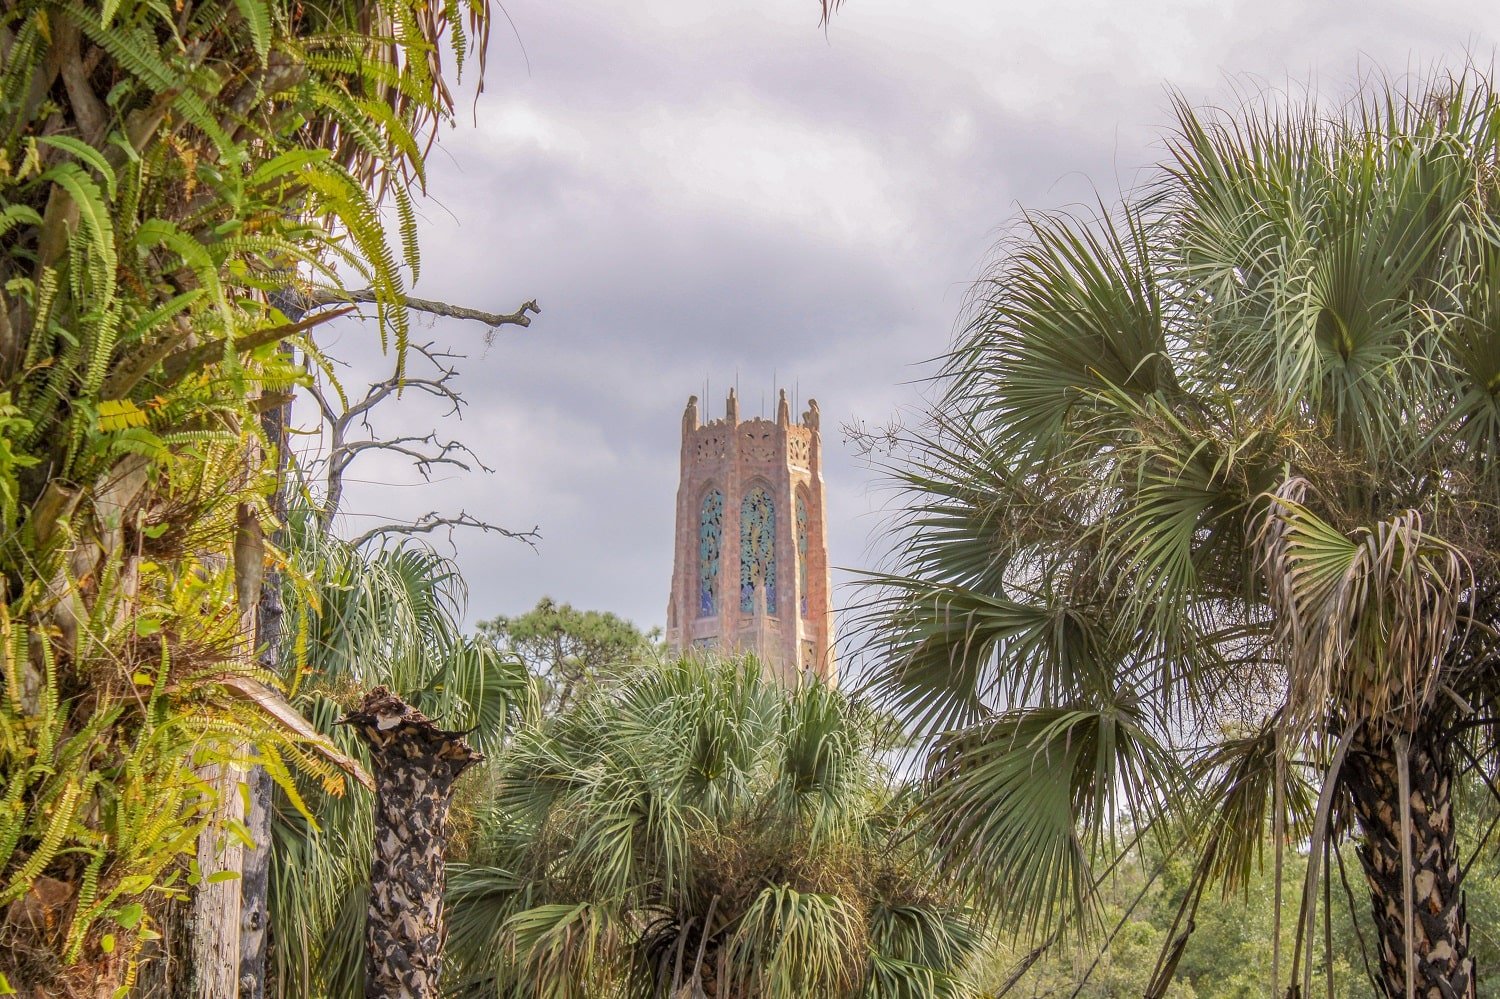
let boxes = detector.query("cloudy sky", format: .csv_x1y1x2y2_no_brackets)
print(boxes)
317,0,1500,644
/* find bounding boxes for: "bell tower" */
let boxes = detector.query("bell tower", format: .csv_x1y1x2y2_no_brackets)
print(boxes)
665,388,836,684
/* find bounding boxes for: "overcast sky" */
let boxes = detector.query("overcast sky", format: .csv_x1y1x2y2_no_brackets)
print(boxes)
316,0,1500,646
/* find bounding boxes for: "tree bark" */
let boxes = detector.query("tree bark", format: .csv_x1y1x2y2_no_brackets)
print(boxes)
341,688,482,999
189,761,246,999
1344,723,1473,999
237,324,297,999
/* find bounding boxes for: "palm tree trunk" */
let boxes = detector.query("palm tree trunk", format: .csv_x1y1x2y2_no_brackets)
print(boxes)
342,687,482,998
1344,723,1473,998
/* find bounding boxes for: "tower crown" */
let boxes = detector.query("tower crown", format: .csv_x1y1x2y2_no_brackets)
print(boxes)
666,389,835,683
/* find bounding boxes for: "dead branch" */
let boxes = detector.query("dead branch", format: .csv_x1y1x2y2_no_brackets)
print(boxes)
312,341,490,527
342,342,467,428
338,434,492,477
307,287,540,333
349,511,540,551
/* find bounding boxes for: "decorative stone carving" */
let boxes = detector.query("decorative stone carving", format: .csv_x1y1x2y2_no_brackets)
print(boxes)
802,398,820,431
788,431,811,467
695,433,727,460
740,421,777,462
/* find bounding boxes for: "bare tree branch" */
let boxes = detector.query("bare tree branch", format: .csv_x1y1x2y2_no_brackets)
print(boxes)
316,341,487,528
348,511,539,550
293,281,541,546
339,433,493,477
307,287,540,332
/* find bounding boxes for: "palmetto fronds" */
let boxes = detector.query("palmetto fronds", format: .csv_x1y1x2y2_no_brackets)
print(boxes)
864,69,1500,996
446,656,982,999
1257,478,1467,734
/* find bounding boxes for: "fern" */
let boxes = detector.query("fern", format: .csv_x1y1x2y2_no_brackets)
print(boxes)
40,162,117,308
0,775,87,904
0,204,44,241
232,0,272,65
40,135,118,197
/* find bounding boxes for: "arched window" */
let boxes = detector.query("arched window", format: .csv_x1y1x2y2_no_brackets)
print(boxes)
698,489,724,616
740,487,776,614
796,493,809,617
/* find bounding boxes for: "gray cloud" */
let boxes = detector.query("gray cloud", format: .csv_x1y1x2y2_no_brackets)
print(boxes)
321,0,1500,643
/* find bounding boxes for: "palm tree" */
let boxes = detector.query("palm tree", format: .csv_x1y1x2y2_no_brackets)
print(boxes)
862,71,1500,998
445,655,982,998
266,508,527,998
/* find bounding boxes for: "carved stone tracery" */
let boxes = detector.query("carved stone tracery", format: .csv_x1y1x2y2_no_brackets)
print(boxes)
695,433,728,460
740,421,777,462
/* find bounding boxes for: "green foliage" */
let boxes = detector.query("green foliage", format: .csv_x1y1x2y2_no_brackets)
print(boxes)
445,656,982,998
477,597,660,716
863,68,1500,993
0,0,496,989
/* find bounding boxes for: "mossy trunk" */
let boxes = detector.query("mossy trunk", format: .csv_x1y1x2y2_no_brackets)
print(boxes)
1345,723,1473,998
342,688,482,999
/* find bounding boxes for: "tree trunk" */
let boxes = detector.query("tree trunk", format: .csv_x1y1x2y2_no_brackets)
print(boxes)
1344,723,1473,998
186,464,267,998
236,765,271,999
130,883,195,998
189,761,246,999
341,687,482,999
238,338,295,999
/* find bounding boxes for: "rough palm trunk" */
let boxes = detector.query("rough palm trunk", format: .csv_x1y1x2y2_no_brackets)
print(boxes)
1344,723,1473,998
342,687,482,998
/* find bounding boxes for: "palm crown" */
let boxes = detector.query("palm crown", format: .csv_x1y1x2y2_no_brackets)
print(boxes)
446,656,982,999
864,73,1500,998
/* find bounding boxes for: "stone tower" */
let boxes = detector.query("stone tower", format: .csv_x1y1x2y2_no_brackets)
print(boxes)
665,388,836,684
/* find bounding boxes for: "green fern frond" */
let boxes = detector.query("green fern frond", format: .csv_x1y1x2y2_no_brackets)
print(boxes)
40,135,118,198
233,0,273,65
40,162,117,307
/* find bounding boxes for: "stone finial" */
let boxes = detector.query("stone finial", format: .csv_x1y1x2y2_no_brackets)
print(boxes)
683,395,700,435
726,387,739,423
777,388,790,427
802,398,820,431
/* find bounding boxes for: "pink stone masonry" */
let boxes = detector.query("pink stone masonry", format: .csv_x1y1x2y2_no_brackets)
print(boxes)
664,388,836,685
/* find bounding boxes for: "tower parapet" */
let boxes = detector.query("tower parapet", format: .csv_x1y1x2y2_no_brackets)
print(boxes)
665,389,836,684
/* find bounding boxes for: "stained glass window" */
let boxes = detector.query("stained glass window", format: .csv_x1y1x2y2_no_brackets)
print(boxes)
740,487,776,614
698,489,724,616
796,494,809,617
